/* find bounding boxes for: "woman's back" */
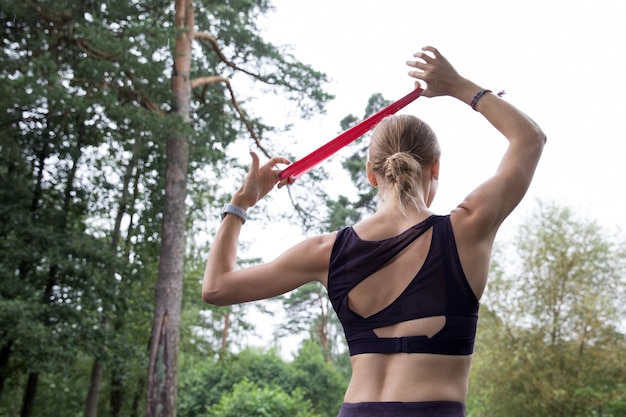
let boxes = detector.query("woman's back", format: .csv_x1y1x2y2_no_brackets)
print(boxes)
346,352,472,402
330,212,479,403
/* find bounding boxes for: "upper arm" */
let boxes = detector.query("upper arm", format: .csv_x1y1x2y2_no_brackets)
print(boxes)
450,129,544,300
202,232,336,306
454,127,545,242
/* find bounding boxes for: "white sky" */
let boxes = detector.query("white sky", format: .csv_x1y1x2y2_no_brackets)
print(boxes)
232,0,626,354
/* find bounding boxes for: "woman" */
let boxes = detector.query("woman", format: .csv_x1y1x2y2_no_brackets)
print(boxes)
203,46,545,417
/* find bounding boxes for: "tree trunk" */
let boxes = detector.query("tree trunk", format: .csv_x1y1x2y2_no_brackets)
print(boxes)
131,376,145,417
0,338,12,401
20,373,38,417
84,361,104,417
220,311,231,353
84,316,110,417
317,293,330,362
145,1,193,416
10,372,24,417
110,369,123,417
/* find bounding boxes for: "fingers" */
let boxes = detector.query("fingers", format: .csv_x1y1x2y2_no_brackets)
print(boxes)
265,157,291,182
407,60,427,72
406,49,433,81
237,153,294,208
277,176,295,189
256,155,295,187
407,46,439,71
267,156,291,168
420,45,440,57
407,65,431,97
249,151,260,173
410,46,438,67
270,157,294,188
250,153,291,176
412,51,434,63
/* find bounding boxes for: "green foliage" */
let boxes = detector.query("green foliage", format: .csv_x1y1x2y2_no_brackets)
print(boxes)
468,201,626,417
178,348,296,417
207,378,318,417
178,345,348,417
290,340,347,417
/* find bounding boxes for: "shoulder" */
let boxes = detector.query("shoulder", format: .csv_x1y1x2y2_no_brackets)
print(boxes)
276,231,338,285
286,231,338,260
311,231,339,255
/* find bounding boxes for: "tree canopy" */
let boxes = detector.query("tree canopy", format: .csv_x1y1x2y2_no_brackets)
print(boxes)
469,201,626,416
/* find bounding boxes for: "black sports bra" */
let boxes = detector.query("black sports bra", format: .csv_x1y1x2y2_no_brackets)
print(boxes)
327,215,479,356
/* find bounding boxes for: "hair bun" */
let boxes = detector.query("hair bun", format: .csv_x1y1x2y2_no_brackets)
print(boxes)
383,152,422,184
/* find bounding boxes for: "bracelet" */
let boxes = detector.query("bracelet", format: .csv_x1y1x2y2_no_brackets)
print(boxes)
470,89,506,111
221,204,248,224
470,89,492,111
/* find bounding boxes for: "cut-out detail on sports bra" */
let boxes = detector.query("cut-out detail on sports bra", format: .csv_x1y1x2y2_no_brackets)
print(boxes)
328,215,480,356
346,226,444,340
373,316,446,338
346,228,433,319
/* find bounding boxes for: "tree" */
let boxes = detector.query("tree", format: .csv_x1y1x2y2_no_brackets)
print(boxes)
468,201,626,416
1,0,332,415
144,2,193,414
146,1,332,414
278,284,345,363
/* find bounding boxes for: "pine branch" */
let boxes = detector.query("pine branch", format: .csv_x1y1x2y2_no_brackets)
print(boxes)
190,75,270,159
193,32,278,86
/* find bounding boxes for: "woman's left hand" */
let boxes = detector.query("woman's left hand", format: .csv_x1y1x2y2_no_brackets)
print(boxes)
407,46,464,99
231,152,293,209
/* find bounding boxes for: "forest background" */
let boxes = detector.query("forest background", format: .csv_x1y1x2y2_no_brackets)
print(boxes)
1,1,625,417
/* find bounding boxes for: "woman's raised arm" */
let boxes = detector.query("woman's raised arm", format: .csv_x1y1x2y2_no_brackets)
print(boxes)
202,152,334,306
407,45,546,241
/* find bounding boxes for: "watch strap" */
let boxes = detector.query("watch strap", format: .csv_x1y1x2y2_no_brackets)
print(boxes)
221,204,247,224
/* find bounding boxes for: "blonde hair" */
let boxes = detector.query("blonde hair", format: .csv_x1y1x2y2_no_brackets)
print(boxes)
369,115,440,215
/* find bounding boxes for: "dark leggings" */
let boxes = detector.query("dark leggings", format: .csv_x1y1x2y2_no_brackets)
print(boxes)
337,401,465,417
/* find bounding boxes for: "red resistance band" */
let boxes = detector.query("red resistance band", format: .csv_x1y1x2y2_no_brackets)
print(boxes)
279,87,424,180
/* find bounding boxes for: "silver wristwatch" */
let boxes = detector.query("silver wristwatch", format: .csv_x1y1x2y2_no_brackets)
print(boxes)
221,204,247,224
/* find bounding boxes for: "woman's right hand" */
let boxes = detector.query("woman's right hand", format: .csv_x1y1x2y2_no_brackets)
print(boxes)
231,151,293,210
406,46,465,98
